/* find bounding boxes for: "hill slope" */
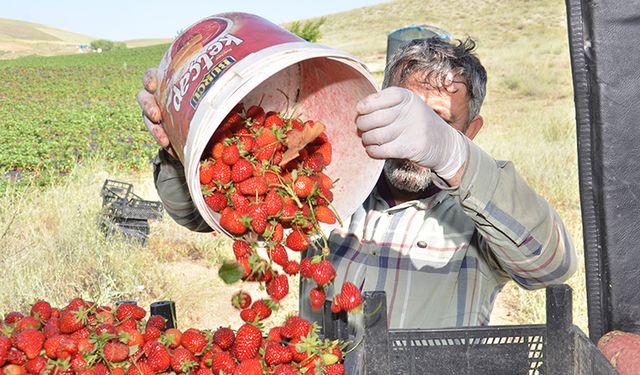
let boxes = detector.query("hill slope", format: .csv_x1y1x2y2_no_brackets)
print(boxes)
0,18,94,59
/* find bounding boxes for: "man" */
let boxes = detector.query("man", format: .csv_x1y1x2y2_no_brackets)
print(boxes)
138,37,577,329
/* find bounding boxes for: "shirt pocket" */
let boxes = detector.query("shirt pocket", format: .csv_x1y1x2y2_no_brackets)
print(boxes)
408,216,473,271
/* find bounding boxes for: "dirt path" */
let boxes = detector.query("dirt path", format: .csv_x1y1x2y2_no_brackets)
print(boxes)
159,261,299,330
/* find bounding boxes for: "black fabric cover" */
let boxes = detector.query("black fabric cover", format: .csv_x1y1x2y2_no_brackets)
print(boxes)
566,0,640,343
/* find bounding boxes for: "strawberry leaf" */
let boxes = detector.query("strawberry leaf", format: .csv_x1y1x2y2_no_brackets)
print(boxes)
218,261,245,284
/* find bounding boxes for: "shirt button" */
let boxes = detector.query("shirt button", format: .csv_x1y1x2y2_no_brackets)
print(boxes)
417,241,428,248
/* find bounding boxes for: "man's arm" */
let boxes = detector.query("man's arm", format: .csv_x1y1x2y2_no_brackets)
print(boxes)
153,148,213,233
443,141,578,289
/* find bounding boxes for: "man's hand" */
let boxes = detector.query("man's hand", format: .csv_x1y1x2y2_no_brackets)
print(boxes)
136,68,175,157
355,87,468,180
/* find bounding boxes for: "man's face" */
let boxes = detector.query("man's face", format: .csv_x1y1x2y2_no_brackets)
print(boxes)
383,72,475,193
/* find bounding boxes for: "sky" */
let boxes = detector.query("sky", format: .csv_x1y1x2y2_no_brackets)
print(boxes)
1,0,390,41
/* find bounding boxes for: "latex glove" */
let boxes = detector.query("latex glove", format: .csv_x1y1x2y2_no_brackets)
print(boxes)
355,87,468,180
136,68,175,157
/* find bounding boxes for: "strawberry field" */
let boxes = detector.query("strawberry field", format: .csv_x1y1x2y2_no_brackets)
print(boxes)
0,45,169,191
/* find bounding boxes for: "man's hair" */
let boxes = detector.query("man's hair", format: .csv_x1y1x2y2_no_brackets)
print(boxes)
383,37,487,127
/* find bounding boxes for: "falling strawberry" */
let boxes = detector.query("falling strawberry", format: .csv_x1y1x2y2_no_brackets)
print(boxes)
266,274,289,302
312,260,336,286
231,291,252,310
340,282,363,312
309,288,326,311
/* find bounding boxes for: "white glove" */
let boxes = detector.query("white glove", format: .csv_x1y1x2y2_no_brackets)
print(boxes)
355,87,468,180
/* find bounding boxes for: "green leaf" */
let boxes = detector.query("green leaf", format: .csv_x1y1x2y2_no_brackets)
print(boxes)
218,261,244,284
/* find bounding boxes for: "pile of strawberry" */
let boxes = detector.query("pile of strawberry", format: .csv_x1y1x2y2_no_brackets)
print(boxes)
199,102,363,315
0,298,348,375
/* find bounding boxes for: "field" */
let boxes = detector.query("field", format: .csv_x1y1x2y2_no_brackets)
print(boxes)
0,0,587,333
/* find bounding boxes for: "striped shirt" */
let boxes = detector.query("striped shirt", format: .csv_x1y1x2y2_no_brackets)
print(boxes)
299,141,577,328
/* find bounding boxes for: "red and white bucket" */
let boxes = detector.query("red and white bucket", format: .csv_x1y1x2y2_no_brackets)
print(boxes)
155,12,383,235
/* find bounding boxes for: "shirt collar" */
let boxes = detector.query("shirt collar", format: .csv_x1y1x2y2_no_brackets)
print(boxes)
372,174,448,212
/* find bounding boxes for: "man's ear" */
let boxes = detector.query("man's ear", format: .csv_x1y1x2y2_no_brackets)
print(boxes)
464,115,484,140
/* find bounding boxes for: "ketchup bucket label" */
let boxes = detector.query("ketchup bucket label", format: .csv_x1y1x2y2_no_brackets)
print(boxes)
157,13,304,160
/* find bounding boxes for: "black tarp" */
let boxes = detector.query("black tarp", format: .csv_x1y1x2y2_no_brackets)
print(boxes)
566,0,640,343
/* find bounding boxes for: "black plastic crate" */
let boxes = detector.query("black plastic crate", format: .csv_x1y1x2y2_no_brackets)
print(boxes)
100,217,150,246
322,285,616,375
106,197,164,220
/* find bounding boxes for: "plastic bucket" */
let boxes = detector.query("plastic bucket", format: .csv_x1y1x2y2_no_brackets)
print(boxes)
155,12,384,236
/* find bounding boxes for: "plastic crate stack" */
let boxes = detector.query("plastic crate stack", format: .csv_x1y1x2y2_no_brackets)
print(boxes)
100,179,163,246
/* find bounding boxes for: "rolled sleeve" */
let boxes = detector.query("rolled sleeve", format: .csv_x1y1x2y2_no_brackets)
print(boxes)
152,149,213,233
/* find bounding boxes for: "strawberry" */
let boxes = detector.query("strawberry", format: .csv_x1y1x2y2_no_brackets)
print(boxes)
5,312,24,324
287,337,308,362
285,230,309,252
300,258,314,278
283,260,300,276
164,328,182,349
2,364,26,375
200,160,215,184
269,244,289,267
116,304,146,322
274,364,298,375
229,191,250,212
267,327,283,343
70,352,87,371
95,323,117,337
233,358,263,375
221,143,239,165
266,274,289,302
143,326,161,342
30,300,52,322
181,328,207,355
316,142,332,165
246,105,265,128
58,308,87,333
264,112,284,129
146,315,167,331
103,341,129,363
170,347,197,373
309,288,326,311
219,208,248,235
231,159,254,183
212,327,234,351
145,341,171,372
255,145,276,162
317,186,334,206
280,316,312,340
15,316,40,331
78,369,97,375
292,176,315,198
255,128,276,148
279,199,298,223
25,356,47,374
232,291,252,310
237,176,268,196
264,343,293,366
264,172,280,187
340,282,363,311
240,308,258,323
315,206,337,225
43,319,60,338
245,204,267,234
44,335,66,359
265,222,284,243
69,327,90,340
204,192,228,212
212,351,236,374
15,329,45,360
234,324,262,361
312,260,336,286
212,142,225,160
236,128,255,153
265,190,283,216
251,300,272,321
211,160,232,184
303,152,325,172
292,119,305,131
325,363,345,375
126,360,155,375
6,347,27,365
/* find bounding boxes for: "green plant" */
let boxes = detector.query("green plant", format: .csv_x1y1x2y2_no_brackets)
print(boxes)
286,18,326,42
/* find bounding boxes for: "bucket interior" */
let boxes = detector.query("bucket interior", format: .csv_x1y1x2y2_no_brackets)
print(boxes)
200,56,383,235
